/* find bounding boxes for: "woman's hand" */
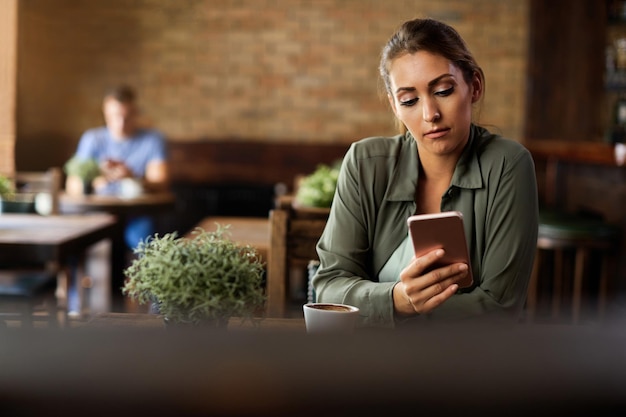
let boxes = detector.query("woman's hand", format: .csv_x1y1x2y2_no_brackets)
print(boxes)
393,249,469,316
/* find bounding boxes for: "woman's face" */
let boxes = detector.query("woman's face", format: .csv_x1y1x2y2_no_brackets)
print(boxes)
387,50,481,158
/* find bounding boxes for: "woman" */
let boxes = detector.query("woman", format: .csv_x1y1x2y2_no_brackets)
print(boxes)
313,18,538,328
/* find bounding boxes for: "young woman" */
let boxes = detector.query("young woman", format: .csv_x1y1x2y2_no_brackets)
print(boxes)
312,18,538,328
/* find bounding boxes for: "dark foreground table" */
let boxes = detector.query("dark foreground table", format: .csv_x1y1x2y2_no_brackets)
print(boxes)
1,320,625,417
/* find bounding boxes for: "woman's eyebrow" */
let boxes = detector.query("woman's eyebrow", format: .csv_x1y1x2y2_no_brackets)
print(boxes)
394,86,416,94
428,73,454,87
394,73,455,94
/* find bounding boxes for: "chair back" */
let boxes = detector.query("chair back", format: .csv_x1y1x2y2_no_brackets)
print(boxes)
13,168,62,215
0,168,63,326
266,196,329,317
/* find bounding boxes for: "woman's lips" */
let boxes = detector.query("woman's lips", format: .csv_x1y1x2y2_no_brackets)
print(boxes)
424,128,450,139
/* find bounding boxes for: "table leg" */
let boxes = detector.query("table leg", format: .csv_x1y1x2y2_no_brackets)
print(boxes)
53,261,69,326
111,219,126,312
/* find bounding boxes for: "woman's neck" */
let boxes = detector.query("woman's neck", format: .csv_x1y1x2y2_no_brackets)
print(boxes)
415,152,458,214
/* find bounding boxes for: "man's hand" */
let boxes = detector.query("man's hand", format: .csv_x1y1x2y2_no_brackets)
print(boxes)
100,159,133,182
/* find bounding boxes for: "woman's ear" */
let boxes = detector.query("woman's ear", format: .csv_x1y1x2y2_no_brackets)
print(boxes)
471,73,483,103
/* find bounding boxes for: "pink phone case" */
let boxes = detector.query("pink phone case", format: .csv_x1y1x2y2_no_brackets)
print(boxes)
406,211,473,288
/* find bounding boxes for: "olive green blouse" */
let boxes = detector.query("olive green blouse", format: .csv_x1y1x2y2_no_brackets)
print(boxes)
313,125,539,328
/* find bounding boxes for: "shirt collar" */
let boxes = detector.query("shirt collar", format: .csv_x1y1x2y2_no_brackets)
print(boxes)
386,124,484,202
451,124,484,190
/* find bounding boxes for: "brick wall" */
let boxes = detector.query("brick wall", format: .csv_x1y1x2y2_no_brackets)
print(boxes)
14,0,528,170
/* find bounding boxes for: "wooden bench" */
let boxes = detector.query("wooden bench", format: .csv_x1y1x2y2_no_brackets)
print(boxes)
161,140,348,235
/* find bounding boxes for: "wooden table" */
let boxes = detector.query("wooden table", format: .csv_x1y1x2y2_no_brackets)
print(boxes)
59,192,176,305
59,191,176,216
191,216,270,261
0,213,118,314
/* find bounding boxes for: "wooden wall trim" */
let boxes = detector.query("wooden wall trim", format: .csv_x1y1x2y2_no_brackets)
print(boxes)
525,139,621,166
167,140,350,189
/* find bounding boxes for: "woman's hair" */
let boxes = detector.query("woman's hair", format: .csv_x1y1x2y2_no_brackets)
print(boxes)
379,18,485,100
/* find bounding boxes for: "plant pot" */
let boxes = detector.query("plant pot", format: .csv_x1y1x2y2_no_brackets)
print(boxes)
0,194,36,214
82,180,94,195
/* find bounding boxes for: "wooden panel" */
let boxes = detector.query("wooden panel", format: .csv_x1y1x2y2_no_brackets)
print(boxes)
167,140,349,189
266,200,330,317
525,139,620,166
525,139,625,208
525,0,606,142
267,209,289,317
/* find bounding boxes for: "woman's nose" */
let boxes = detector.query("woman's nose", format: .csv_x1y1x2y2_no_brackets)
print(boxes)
423,101,441,122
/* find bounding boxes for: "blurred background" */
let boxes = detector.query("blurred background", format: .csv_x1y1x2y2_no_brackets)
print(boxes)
0,0,624,314
7,0,532,171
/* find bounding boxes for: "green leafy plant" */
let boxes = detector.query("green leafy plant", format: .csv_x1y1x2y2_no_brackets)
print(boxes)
0,174,36,213
295,160,342,208
122,225,266,326
0,174,15,199
63,156,101,183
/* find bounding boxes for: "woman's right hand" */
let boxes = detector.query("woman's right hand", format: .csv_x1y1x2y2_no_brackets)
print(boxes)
392,249,469,316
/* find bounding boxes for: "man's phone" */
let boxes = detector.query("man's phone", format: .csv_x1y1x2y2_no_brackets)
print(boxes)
406,211,473,288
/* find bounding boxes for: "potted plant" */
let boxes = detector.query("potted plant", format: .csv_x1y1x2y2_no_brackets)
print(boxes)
294,159,342,209
63,156,100,194
0,173,36,213
0,174,14,200
122,225,266,328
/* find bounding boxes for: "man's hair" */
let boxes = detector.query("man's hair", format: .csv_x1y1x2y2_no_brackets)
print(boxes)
103,84,136,104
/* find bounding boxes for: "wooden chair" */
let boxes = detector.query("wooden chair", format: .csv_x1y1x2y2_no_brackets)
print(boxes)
0,267,59,327
13,167,62,215
266,196,329,317
0,167,63,327
525,159,622,324
525,210,621,324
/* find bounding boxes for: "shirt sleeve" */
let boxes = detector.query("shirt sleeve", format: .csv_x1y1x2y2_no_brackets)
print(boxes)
314,145,398,328
146,131,167,162
74,129,100,160
426,146,539,321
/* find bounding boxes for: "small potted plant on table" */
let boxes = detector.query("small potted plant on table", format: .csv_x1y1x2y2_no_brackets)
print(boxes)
294,160,341,210
122,225,266,328
63,156,100,195
0,175,15,213
0,174,36,213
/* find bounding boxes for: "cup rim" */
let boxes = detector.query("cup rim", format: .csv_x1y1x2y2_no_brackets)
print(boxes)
303,302,359,313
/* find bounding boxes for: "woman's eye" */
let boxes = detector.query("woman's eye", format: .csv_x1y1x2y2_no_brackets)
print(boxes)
399,98,418,107
435,87,454,97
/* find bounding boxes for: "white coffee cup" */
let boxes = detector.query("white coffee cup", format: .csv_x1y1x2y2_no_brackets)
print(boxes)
119,178,144,198
303,302,359,333
615,143,626,166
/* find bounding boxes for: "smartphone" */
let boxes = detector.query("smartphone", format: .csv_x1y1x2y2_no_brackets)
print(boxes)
406,211,473,288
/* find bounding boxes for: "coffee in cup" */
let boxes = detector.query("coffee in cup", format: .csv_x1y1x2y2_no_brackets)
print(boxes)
303,302,359,333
